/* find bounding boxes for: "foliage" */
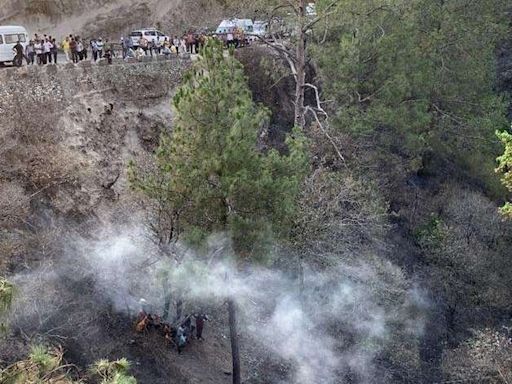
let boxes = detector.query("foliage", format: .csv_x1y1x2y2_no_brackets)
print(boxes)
414,215,445,251
0,345,79,384
443,328,512,383
130,40,308,258
415,187,512,338
90,358,137,384
496,129,512,216
312,0,509,176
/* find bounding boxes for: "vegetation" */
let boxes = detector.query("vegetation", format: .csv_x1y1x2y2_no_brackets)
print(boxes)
313,0,509,178
130,40,308,254
130,40,308,383
0,345,137,384
0,345,76,384
90,358,137,384
496,129,512,215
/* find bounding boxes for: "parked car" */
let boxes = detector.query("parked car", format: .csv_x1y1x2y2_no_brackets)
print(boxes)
129,28,170,48
0,25,29,65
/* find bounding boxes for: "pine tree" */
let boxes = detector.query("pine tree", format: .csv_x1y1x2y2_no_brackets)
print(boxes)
130,40,308,383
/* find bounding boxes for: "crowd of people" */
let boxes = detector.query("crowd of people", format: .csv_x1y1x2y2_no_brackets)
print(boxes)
62,35,115,64
121,32,214,61
12,34,59,66
12,28,249,67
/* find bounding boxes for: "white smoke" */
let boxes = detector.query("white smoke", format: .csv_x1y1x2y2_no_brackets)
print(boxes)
8,226,425,384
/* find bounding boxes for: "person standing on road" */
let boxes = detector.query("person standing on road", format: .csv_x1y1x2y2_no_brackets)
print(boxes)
226,30,234,49
25,40,35,65
103,39,113,64
12,41,24,67
50,38,58,64
139,36,148,56
172,35,180,54
96,38,104,58
34,40,44,65
121,36,131,59
148,39,154,57
44,38,53,64
186,32,195,54
180,37,186,55
91,39,99,61
76,38,84,61
62,37,70,62
69,38,78,63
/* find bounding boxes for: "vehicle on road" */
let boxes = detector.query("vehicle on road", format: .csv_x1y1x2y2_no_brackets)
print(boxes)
0,25,29,65
215,19,255,45
252,21,268,40
129,28,170,48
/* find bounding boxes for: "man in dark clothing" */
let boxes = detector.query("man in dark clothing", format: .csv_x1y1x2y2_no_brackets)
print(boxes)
194,313,208,340
69,39,78,63
12,41,24,67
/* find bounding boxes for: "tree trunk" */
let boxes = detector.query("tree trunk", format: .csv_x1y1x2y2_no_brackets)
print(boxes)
294,0,307,129
163,292,172,321
228,298,241,384
175,299,183,322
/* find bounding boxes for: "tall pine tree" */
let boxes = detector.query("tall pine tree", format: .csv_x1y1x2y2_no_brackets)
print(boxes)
130,40,308,383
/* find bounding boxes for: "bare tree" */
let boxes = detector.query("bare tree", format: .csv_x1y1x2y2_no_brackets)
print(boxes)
255,0,345,163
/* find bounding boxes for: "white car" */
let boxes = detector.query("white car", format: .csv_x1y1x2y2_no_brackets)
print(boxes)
0,25,28,64
129,28,170,48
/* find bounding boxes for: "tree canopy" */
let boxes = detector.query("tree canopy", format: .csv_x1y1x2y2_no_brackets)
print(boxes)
130,40,308,257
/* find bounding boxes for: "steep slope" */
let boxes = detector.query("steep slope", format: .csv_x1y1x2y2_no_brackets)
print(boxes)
0,0,231,39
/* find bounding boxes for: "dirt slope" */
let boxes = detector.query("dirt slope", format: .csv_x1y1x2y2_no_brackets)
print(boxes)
0,0,230,39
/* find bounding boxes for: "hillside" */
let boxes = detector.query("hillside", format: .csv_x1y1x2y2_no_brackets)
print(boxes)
0,0,232,39
1,1,512,384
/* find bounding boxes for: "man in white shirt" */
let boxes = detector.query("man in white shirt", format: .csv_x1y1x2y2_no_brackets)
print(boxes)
43,39,53,64
96,38,104,58
34,41,43,64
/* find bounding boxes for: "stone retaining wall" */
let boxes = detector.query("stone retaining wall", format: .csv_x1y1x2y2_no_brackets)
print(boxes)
0,58,191,124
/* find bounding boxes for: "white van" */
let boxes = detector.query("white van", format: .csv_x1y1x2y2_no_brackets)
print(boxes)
0,25,29,64
129,28,170,48
215,19,254,35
